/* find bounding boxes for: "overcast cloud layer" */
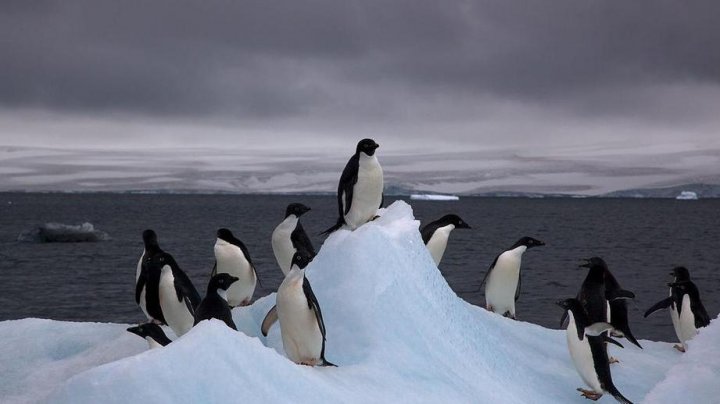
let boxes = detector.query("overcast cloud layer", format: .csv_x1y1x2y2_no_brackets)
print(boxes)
1,1,719,192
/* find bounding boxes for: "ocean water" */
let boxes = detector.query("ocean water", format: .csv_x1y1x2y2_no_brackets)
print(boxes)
0,192,718,342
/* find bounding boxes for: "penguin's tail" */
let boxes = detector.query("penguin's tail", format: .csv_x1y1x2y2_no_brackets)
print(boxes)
320,218,345,236
319,358,337,367
607,384,633,404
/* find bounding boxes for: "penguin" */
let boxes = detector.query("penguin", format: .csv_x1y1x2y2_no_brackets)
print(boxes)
276,251,335,366
576,257,612,324
644,266,710,352
481,236,545,318
194,273,239,330
420,214,471,266
212,228,257,307
126,323,172,349
603,268,642,349
151,252,201,337
322,138,383,234
556,298,633,403
271,203,315,276
135,229,163,322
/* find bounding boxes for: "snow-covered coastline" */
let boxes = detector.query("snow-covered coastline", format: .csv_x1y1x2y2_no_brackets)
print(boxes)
1,201,717,403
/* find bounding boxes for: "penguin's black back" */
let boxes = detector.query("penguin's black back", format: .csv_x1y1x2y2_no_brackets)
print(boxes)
578,266,607,324
194,293,237,330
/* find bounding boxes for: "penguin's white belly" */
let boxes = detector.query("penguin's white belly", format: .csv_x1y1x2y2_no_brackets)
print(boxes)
271,222,296,276
426,225,453,266
678,294,698,345
146,337,164,350
344,157,383,229
215,244,256,306
485,254,521,315
158,269,194,337
277,285,323,364
566,312,602,392
136,252,150,319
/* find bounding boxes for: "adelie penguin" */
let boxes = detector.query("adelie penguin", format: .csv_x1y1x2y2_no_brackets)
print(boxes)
481,236,544,319
420,214,471,266
603,268,642,349
557,298,633,404
194,273,239,330
145,251,201,338
135,229,163,323
275,251,335,366
213,228,257,307
644,266,710,352
322,138,383,235
271,203,315,276
127,323,172,349
263,203,317,335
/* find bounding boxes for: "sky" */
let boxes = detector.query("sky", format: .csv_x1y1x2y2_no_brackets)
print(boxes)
1,1,719,194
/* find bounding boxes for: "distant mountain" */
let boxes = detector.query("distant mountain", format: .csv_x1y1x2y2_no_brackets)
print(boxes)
603,183,720,198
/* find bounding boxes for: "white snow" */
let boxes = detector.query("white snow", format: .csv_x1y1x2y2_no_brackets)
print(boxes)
1,201,718,403
675,191,698,200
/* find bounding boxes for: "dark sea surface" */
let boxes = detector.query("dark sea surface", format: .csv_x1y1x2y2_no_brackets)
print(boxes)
0,192,718,342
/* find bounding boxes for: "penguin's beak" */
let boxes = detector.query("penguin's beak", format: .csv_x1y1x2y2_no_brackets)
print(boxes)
579,259,591,268
555,300,567,308
459,222,471,229
301,206,311,215
372,143,380,149
127,326,143,337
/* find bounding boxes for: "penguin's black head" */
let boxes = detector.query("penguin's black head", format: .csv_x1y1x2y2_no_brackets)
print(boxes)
514,236,544,249
438,214,471,229
127,323,165,340
356,138,380,156
291,251,313,270
217,228,235,241
671,266,690,281
285,203,311,218
579,256,607,269
555,298,582,313
142,229,159,249
209,273,239,292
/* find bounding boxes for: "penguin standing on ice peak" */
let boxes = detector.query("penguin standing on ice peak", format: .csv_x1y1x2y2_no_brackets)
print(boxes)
556,298,633,403
272,203,315,276
322,138,383,235
644,266,710,352
213,228,257,307
194,273,239,330
135,229,163,322
603,268,642,349
420,214,471,266
275,251,335,366
481,236,544,319
151,252,201,338
127,323,172,349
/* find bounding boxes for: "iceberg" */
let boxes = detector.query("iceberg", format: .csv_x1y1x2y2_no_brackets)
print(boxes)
409,194,460,201
675,191,698,200
1,201,717,403
17,222,110,243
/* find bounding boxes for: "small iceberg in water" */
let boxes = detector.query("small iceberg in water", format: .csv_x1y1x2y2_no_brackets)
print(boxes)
409,194,460,201
675,191,698,200
18,222,110,243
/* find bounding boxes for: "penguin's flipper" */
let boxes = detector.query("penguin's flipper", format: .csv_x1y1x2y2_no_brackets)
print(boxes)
643,297,673,317
261,305,278,337
585,322,614,336
210,261,217,277
291,222,316,257
479,254,501,288
319,358,337,367
338,154,359,217
303,277,330,361
560,310,569,328
603,335,625,349
606,289,635,300
621,327,643,349
693,301,711,329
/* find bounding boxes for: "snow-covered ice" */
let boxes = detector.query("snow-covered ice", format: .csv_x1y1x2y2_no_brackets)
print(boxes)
1,201,717,403
409,193,460,201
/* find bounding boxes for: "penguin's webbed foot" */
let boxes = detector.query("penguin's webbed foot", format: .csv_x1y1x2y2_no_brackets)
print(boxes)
576,388,602,401
609,356,620,364
486,305,494,312
673,344,686,353
502,311,516,320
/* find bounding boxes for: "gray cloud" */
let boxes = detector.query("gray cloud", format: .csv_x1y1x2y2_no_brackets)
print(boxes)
1,0,719,121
